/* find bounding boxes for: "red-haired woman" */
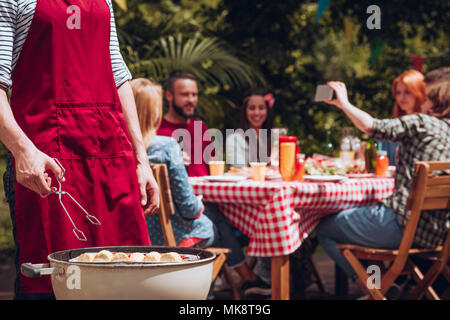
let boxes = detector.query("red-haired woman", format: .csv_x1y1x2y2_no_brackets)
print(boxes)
379,70,426,165
392,69,426,117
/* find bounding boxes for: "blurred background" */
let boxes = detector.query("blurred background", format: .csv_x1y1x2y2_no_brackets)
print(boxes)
0,0,449,261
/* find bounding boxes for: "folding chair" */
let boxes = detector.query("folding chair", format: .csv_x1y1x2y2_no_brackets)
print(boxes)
337,161,450,300
149,163,240,300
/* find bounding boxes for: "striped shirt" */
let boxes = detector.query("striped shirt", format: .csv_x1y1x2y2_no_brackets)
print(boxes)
0,0,132,89
371,114,450,248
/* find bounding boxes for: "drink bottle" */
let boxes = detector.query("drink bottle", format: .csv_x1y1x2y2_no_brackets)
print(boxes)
364,140,377,173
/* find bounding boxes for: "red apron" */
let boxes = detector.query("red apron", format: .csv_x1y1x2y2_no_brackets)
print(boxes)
10,0,151,294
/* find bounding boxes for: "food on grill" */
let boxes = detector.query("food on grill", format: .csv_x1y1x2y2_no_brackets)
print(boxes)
77,253,95,262
143,251,161,262
92,250,114,262
111,252,130,262
129,252,145,262
74,250,188,263
160,252,182,262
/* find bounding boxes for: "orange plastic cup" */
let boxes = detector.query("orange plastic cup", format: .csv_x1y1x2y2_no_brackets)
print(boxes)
250,162,267,182
209,161,225,176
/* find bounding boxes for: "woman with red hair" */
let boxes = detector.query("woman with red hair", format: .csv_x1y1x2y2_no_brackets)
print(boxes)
379,70,426,164
392,70,426,117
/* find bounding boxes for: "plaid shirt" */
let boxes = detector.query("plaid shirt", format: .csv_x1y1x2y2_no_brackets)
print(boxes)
371,114,450,248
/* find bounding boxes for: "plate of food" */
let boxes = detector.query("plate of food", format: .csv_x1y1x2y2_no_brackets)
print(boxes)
304,157,366,176
226,167,252,177
347,173,375,179
304,175,348,183
205,175,248,183
265,173,282,181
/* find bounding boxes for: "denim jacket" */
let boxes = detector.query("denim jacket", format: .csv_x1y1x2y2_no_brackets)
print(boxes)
145,135,214,246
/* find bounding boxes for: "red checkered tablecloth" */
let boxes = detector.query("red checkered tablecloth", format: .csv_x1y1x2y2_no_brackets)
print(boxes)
189,177,395,257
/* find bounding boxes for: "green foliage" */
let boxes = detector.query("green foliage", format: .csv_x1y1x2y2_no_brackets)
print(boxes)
114,0,449,155
128,33,265,128
114,1,266,129
1,0,449,159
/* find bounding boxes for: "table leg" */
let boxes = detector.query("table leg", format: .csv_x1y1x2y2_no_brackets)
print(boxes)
271,255,290,300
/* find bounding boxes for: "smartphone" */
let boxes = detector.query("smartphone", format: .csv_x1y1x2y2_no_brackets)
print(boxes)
314,84,334,102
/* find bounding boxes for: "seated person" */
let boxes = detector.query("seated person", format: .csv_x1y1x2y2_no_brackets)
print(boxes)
130,78,271,297
225,88,319,296
156,70,212,177
377,69,426,165
315,67,450,295
226,88,275,168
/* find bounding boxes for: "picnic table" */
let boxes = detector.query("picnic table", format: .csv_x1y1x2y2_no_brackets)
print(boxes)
189,176,395,299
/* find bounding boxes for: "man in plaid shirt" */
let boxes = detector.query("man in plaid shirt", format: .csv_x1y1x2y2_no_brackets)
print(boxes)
315,67,450,293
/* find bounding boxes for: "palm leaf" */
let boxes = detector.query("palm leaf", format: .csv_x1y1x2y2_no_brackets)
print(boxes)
129,34,264,89
127,34,266,129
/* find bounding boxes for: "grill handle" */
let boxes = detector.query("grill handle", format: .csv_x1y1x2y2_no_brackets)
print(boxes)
21,263,54,278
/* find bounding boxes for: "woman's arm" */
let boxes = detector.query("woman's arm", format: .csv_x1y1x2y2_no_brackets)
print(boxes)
324,81,375,135
117,81,159,215
0,87,62,194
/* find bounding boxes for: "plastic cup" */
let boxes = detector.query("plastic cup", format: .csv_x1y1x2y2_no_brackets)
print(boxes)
209,161,225,176
250,162,267,182
388,166,396,177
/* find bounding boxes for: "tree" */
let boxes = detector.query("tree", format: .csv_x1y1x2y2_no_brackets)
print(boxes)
215,0,450,154
113,0,266,129
110,0,450,154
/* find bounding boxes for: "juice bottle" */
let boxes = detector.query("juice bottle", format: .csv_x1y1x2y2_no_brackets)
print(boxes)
364,140,377,173
279,136,297,181
376,150,389,177
293,154,305,181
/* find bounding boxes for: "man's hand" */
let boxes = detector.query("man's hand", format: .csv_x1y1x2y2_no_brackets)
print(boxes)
117,81,160,215
136,161,160,216
14,146,63,195
1,88,63,195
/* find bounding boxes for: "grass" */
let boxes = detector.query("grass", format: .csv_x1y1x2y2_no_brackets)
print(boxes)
0,157,15,263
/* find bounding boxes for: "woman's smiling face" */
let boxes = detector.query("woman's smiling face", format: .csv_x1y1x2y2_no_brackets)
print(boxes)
395,81,417,115
246,95,268,130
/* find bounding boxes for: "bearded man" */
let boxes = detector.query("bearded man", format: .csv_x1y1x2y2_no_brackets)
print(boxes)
157,70,213,176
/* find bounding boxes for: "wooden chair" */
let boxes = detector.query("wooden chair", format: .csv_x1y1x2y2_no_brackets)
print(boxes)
149,163,240,300
337,161,450,300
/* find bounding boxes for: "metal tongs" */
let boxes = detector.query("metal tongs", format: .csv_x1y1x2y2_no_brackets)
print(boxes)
40,158,101,241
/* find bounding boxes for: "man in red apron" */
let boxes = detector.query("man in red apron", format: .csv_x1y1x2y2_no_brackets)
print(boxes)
0,1,159,299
